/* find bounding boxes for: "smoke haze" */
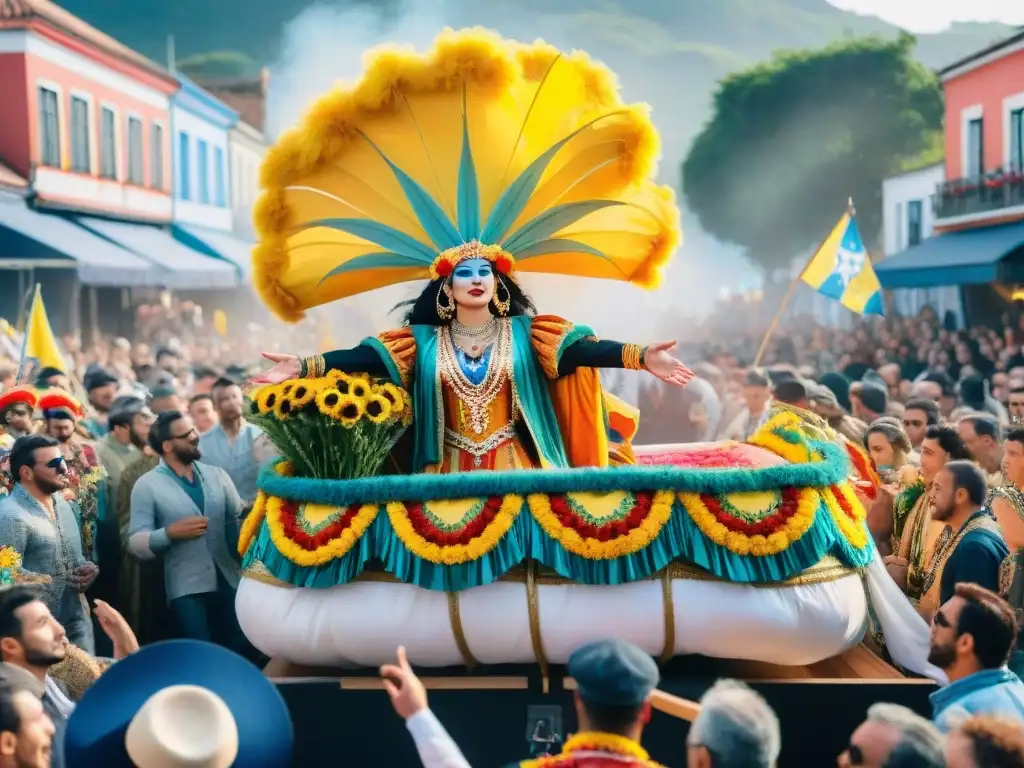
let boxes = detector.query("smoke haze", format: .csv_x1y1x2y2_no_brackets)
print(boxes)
265,0,754,346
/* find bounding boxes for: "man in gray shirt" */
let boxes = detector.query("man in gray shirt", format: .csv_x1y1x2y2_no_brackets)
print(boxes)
128,411,252,659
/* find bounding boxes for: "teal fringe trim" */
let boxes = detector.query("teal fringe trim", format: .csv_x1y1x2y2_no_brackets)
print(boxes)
243,490,874,591
257,441,851,506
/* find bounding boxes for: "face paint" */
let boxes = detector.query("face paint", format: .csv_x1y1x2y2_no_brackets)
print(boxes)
450,257,496,309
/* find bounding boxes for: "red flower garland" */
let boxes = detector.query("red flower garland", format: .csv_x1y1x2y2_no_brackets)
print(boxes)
545,492,654,542
278,499,362,551
700,487,800,537
405,496,503,547
829,484,859,522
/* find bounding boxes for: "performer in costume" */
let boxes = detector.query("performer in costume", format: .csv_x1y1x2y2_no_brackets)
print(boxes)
0,386,37,450
990,428,1024,678
250,29,691,473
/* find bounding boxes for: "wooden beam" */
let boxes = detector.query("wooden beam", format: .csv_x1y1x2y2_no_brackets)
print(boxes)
340,677,529,691
564,678,701,722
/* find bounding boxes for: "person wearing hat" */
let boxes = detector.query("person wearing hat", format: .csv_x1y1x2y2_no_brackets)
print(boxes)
808,383,867,444
0,389,38,454
148,386,181,415
63,639,293,767
33,367,68,393
717,370,772,442
81,370,120,440
850,379,888,424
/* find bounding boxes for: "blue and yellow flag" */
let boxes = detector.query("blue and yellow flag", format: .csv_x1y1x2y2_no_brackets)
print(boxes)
801,210,884,316
19,284,67,379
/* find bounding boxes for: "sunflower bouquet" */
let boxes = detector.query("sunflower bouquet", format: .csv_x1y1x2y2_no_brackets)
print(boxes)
245,371,412,480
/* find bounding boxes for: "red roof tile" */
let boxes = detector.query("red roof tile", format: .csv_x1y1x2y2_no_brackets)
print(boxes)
0,0,171,80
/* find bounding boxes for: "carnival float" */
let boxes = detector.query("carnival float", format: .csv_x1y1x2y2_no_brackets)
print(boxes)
237,28,938,681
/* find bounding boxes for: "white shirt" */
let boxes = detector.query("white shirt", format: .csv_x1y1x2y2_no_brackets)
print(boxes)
406,709,472,768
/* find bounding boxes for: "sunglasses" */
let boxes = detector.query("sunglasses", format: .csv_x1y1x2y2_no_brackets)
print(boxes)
39,457,68,475
171,428,199,441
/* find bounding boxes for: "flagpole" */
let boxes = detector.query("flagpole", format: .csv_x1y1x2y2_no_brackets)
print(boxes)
15,284,38,385
751,198,855,367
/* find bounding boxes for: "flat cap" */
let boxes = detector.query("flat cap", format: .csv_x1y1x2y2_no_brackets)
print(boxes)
83,368,119,391
568,639,659,708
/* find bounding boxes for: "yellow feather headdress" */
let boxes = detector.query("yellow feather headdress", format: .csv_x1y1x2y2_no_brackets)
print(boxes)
252,27,682,322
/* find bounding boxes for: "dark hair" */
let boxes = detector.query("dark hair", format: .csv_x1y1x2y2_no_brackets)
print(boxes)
943,460,988,507
744,369,770,388
1010,386,1024,396
148,410,185,455
1007,427,1024,447
0,683,26,737
960,414,1001,441
211,377,241,393
155,347,178,361
0,586,44,645
772,379,807,404
189,393,214,407
192,366,219,381
954,583,1018,670
960,715,1024,767
904,398,940,426
8,435,59,484
924,424,970,461
397,274,536,326
581,700,644,736
108,407,147,431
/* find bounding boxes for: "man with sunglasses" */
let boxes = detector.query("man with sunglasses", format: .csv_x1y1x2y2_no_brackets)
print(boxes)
0,436,97,653
127,411,252,658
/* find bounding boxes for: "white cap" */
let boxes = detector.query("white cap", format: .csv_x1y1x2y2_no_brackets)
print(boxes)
124,685,239,768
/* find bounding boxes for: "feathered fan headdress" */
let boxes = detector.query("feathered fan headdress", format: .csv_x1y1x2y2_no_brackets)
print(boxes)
253,28,681,322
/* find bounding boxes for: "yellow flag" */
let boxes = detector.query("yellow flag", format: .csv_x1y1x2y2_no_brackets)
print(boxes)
22,284,67,373
213,310,228,338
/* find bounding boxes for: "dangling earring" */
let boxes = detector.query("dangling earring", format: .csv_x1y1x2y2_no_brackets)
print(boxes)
436,280,455,321
492,276,512,316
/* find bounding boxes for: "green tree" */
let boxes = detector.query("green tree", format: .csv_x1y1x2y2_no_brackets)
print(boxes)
681,33,943,275
178,51,259,79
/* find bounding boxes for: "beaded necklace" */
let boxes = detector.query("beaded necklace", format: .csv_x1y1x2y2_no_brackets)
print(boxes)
437,319,511,436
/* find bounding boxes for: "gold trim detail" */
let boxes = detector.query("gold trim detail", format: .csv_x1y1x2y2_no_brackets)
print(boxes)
242,560,295,588
660,568,676,665
622,343,645,370
526,560,550,692
447,591,479,669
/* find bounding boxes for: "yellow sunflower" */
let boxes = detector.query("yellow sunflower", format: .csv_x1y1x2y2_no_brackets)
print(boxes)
273,394,295,420
325,369,349,386
375,382,405,413
0,545,21,571
256,385,283,414
289,381,316,409
331,395,365,427
315,388,343,416
279,382,295,397
364,394,393,424
348,378,370,401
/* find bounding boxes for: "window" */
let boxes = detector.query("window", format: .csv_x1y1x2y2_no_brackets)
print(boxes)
178,132,190,200
38,87,61,168
151,124,164,189
197,139,209,204
894,202,904,250
1012,108,1024,172
214,146,225,206
100,106,117,179
69,95,90,173
127,117,143,185
966,117,983,177
907,200,922,246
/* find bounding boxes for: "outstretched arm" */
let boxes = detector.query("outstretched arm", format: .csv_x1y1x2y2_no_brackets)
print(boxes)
558,338,694,387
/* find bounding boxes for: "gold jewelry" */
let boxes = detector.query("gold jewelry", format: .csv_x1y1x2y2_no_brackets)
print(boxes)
300,354,325,378
437,319,512,437
436,281,455,321
622,343,645,370
492,275,512,316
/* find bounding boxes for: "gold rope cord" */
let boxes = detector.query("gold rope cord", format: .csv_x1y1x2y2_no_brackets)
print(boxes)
660,568,676,665
526,560,550,692
447,591,480,669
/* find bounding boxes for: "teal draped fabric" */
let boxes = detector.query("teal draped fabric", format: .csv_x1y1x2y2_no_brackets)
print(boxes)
508,316,570,468
409,325,441,471
242,493,874,592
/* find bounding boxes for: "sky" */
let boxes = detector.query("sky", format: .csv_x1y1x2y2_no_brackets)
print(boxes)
830,0,1024,33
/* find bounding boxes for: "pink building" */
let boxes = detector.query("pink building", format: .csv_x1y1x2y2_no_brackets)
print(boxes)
0,0,179,222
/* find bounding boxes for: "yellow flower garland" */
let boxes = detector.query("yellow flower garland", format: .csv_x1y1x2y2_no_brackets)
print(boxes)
521,732,664,768
238,491,268,556
821,483,869,550
747,418,815,464
266,494,379,566
678,487,819,557
527,490,674,560
386,495,523,565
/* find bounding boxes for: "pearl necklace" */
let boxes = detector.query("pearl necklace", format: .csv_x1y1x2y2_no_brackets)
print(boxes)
451,317,498,356
438,319,511,436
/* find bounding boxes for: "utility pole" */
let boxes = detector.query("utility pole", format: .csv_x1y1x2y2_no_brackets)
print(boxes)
167,34,176,73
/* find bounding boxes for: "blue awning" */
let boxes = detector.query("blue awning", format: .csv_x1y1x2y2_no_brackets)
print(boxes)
0,195,164,286
876,220,1024,288
172,224,251,278
75,216,239,290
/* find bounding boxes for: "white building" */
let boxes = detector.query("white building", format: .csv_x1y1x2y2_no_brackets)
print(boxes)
229,120,265,242
879,163,963,324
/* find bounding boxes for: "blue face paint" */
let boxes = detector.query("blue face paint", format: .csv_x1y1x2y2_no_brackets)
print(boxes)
450,257,495,307
452,258,493,285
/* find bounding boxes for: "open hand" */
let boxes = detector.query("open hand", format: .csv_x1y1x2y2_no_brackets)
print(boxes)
94,599,138,659
250,353,301,385
644,341,695,388
379,645,427,720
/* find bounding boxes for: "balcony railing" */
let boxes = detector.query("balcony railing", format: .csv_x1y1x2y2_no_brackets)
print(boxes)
934,165,1024,221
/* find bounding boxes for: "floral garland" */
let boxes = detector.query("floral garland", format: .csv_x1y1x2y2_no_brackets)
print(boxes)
821,483,869,550
266,494,378,566
527,490,674,559
747,415,815,464
520,732,665,768
386,494,522,565
680,487,818,556
238,491,268,557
